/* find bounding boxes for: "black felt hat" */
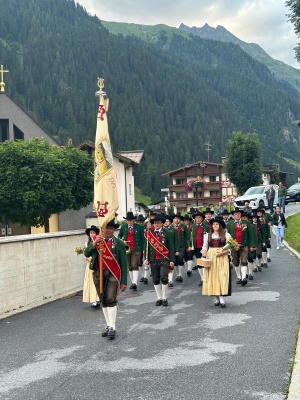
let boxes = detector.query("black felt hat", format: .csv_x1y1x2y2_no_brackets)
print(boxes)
209,217,226,229
204,207,214,215
85,225,100,236
153,214,166,223
123,211,136,220
136,214,146,222
192,211,205,219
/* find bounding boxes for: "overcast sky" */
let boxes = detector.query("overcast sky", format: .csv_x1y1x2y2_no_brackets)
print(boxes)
77,0,300,69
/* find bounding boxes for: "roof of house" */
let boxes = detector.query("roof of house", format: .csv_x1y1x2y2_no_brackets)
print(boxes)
117,150,145,164
161,161,223,176
77,140,139,166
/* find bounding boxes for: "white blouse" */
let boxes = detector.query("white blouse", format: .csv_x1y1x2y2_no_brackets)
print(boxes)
202,232,232,251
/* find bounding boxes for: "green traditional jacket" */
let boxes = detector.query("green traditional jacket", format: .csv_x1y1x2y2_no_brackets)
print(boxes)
118,222,145,251
190,222,210,248
144,227,175,263
249,222,261,246
172,222,190,248
165,226,180,252
263,214,273,239
84,237,128,285
258,216,271,240
226,219,256,247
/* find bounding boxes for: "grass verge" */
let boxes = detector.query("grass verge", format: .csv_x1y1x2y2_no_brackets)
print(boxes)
285,212,300,253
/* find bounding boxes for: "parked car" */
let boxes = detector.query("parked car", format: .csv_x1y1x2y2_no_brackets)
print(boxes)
234,184,279,210
285,183,300,204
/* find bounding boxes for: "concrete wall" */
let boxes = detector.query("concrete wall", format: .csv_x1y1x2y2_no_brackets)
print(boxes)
0,230,87,320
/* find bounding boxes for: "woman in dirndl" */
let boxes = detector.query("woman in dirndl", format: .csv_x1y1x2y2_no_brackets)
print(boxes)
201,217,232,308
83,225,100,308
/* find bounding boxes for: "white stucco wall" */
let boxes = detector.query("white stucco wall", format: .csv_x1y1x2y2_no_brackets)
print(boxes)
0,231,87,319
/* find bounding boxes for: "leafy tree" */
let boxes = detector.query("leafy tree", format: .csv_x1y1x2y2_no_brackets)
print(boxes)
0,138,93,232
224,131,263,195
286,0,300,63
269,163,280,184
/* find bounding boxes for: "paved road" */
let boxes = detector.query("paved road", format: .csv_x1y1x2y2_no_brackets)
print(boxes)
0,204,300,400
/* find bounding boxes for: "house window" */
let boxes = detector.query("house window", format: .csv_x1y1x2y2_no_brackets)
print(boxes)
210,176,216,182
0,119,9,142
175,178,184,185
13,124,24,140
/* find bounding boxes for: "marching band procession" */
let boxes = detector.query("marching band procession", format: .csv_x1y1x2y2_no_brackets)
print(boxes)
84,205,282,340
86,80,288,341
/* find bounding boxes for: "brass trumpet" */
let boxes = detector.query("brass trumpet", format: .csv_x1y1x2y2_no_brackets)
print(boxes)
190,231,194,251
123,240,132,254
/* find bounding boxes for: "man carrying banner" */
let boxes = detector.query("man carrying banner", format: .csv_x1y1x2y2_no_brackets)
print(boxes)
144,214,175,306
84,220,127,339
89,77,127,339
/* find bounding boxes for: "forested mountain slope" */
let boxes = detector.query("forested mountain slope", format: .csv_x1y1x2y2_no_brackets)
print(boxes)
0,0,299,201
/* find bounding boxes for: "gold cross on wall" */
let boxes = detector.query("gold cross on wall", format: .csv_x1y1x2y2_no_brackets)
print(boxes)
0,64,9,92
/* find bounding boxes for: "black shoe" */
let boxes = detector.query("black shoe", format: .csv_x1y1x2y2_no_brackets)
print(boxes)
187,270,192,277
214,301,220,306
267,257,271,262
156,299,163,306
144,278,148,284
264,263,268,268
102,326,109,337
192,266,198,270
198,281,203,286
162,299,168,306
129,283,137,290
258,266,262,272
91,302,100,308
220,303,226,308
178,276,183,282
249,274,253,280
253,268,258,272
241,278,248,286
168,282,174,288
175,276,180,282
140,277,145,282
236,278,242,284
107,328,116,339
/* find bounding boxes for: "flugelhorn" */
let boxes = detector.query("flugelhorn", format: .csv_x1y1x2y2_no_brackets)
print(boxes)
123,240,132,254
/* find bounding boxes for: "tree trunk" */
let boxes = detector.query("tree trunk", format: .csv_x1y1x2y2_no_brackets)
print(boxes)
44,216,50,233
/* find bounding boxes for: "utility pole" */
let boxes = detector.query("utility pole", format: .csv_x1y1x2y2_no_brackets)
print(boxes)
205,141,212,161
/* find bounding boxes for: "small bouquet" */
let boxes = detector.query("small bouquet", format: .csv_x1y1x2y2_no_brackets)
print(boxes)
75,245,86,255
221,237,240,252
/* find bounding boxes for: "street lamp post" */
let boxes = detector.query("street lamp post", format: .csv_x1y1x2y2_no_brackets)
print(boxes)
192,161,207,208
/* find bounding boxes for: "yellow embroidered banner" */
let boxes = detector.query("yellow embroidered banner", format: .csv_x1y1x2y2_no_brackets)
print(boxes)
94,78,118,229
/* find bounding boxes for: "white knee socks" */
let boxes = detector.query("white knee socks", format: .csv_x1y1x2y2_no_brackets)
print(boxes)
162,284,168,300
198,267,203,280
234,266,241,279
132,270,139,285
129,270,133,283
102,307,110,327
187,260,193,271
154,284,163,300
241,266,248,280
107,306,117,330
178,265,183,277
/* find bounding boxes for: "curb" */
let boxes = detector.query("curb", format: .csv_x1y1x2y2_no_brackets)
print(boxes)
283,238,300,399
